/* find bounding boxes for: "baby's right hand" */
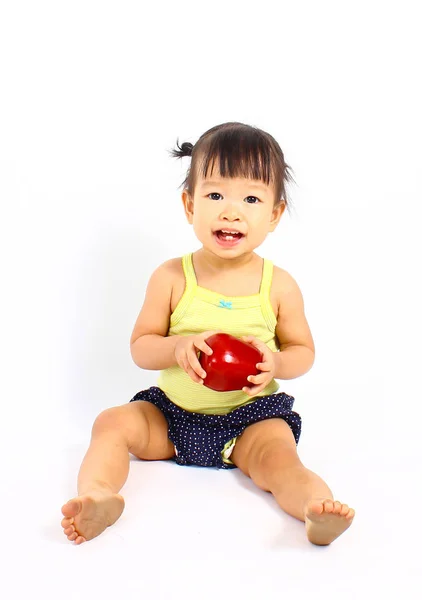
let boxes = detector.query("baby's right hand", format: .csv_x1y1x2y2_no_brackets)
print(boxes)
174,331,221,384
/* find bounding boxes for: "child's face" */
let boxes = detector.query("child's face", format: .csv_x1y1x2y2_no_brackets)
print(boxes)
182,170,285,257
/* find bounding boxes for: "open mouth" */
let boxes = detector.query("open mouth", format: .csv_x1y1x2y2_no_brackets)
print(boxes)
214,230,244,240
213,230,245,246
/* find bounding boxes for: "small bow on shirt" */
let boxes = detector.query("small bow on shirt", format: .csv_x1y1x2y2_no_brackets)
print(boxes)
219,300,232,309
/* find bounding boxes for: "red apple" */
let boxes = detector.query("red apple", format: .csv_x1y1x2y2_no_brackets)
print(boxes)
198,333,263,392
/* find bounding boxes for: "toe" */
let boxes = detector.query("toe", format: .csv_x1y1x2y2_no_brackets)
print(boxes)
347,508,355,520
75,536,86,545
61,499,82,519
340,504,349,516
306,499,324,515
67,532,78,541
323,500,334,513
61,517,74,528
333,501,342,513
64,526,75,536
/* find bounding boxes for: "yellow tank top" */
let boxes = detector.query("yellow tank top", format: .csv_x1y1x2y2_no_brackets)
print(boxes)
156,252,280,414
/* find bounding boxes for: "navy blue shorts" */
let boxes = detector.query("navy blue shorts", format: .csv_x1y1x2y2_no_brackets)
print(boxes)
130,386,302,469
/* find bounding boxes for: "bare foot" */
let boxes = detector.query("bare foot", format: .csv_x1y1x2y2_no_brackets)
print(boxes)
61,490,125,544
305,499,355,546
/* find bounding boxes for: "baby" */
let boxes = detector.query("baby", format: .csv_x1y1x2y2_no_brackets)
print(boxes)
61,121,355,546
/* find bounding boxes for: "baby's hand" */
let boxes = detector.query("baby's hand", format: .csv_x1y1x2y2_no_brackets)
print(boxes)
174,331,222,384
240,335,275,396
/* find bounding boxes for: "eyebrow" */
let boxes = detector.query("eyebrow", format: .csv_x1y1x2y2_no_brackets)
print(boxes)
200,180,268,192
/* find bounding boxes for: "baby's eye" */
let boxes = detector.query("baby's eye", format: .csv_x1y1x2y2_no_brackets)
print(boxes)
207,193,261,203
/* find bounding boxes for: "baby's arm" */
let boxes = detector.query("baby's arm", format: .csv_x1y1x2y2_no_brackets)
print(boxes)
130,261,181,370
273,270,315,380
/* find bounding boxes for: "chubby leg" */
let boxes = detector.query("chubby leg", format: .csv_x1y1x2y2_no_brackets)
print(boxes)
61,401,174,544
230,419,355,545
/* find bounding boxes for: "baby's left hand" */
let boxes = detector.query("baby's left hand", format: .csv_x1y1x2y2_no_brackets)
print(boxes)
240,335,276,396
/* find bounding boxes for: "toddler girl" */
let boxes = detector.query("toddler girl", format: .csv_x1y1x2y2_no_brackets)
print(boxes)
61,121,355,546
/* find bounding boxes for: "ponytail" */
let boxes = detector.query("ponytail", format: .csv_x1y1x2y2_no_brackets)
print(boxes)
169,139,194,158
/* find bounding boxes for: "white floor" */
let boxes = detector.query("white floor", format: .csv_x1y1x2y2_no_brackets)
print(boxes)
4,382,421,600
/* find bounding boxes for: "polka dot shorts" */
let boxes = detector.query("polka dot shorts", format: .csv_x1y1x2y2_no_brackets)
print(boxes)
130,386,302,469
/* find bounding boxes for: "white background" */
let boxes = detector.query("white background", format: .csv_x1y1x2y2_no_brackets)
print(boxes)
1,0,421,598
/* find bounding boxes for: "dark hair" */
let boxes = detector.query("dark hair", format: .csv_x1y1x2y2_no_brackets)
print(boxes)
168,122,295,212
